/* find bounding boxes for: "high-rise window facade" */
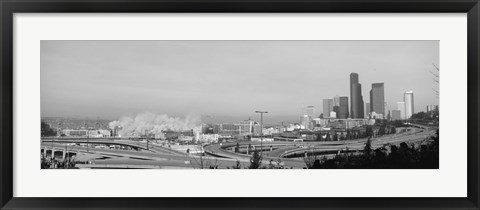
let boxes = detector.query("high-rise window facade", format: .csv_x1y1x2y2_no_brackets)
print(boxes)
370,83,385,118
338,96,349,119
365,102,370,118
404,91,415,119
350,73,364,119
322,99,334,118
397,101,406,119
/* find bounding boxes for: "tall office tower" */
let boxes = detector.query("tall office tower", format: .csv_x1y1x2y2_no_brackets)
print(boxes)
385,102,388,118
391,110,401,120
404,91,415,119
333,106,340,118
338,96,349,119
322,99,334,118
350,73,364,119
397,101,406,119
370,83,385,118
301,115,311,130
333,95,340,107
365,102,371,118
305,106,316,118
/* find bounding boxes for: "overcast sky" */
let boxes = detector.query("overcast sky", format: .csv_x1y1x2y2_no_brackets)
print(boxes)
41,40,439,123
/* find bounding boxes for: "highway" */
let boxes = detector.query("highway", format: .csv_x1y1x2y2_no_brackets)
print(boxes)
42,143,272,169
280,129,433,157
41,124,436,169
41,138,186,155
204,124,435,160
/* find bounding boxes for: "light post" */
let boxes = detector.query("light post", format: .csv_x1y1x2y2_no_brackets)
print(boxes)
84,122,89,153
255,111,268,157
145,130,150,151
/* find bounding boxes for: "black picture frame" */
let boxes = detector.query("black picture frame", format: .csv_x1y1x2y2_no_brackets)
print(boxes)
1,0,479,209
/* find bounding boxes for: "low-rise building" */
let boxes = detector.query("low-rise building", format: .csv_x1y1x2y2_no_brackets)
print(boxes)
370,112,384,120
62,129,111,137
314,118,375,129
196,133,219,143
251,137,274,142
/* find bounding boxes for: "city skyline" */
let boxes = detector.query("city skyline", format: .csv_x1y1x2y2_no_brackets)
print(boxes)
41,40,439,124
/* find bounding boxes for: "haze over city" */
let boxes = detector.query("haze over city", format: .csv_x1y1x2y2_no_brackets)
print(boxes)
41,40,439,124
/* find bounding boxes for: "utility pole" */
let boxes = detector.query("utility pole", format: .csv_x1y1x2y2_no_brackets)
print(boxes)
85,122,89,153
255,111,268,157
145,130,149,151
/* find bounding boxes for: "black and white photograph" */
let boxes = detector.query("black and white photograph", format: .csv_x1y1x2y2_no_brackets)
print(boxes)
40,40,439,169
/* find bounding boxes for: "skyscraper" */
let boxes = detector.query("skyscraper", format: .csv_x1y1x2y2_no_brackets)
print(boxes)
397,101,406,119
333,95,340,107
333,106,340,118
350,73,364,119
365,102,371,118
304,106,316,118
391,110,401,120
370,83,385,118
322,99,334,118
301,106,316,129
404,91,415,119
338,96,349,119
301,115,311,130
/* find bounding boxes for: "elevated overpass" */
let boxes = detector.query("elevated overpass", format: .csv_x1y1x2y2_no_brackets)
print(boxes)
41,138,186,155
204,124,436,160
41,124,436,169
278,126,435,158
41,139,150,150
41,143,259,169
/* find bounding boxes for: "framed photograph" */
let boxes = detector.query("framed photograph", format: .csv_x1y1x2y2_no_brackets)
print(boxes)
1,0,479,209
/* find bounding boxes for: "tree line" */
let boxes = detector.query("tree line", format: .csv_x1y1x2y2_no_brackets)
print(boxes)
41,121,57,137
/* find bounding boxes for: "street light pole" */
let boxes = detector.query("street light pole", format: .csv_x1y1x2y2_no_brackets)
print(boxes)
255,111,268,157
145,130,149,151
85,122,89,153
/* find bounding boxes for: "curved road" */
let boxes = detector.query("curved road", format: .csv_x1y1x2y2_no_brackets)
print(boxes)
41,138,186,155
41,124,435,169
204,124,435,160
42,143,255,169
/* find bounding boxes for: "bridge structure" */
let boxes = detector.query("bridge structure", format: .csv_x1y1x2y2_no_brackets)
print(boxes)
204,123,436,160
41,138,186,155
42,138,150,150
41,143,260,169
40,123,436,169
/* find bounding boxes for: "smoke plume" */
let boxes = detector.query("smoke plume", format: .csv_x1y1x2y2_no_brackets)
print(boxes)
109,112,201,137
